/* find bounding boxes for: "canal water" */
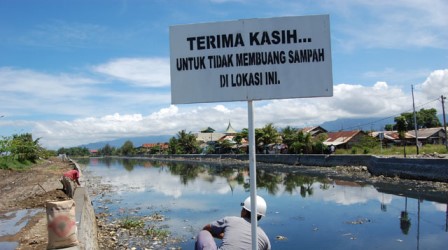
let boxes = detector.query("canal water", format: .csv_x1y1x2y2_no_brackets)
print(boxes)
81,158,448,249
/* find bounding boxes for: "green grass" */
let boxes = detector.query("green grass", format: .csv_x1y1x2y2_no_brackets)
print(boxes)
146,227,169,238
0,157,33,170
336,144,448,156
119,217,145,229
118,217,169,239
48,164,59,171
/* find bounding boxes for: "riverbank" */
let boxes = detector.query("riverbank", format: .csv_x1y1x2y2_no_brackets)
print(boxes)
81,166,183,249
80,155,448,249
2,154,448,249
0,157,72,250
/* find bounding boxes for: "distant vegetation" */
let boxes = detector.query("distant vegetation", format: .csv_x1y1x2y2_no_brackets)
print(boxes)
0,133,55,170
59,123,447,157
2,108,445,165
337,144,447,156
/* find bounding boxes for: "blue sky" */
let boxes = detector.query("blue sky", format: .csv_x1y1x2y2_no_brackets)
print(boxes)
0,0,447,149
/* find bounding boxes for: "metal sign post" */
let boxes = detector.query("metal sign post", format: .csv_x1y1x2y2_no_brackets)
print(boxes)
248,100,258,250
169,15,333,250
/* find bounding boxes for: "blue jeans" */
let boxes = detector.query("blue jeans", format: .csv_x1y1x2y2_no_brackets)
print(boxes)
195,230,218,250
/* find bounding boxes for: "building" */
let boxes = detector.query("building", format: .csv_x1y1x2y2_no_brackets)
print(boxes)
407,127,446,145
141,143,169,154
371,127,446,146
299,126,328,137
323,130,367,149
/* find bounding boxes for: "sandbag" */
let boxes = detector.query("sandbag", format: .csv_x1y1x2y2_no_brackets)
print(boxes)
46,199,79,249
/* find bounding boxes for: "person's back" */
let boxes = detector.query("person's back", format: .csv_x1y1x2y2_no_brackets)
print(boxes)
195,195,271,250
214,216,270,250
63,169,79,181
62,169,80,186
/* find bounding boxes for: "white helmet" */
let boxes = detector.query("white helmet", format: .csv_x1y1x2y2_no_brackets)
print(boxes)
242,195,267,217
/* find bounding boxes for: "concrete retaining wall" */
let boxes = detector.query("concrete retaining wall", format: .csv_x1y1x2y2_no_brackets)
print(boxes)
369,157,448,182
73,187,98,250
149,154,448,183
56,160,98,250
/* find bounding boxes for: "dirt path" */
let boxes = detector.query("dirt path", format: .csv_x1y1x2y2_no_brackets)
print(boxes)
0,157,73,250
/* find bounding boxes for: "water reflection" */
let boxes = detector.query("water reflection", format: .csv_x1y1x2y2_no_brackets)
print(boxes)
400,198,411,235
82,158,448,250
0,208,42,250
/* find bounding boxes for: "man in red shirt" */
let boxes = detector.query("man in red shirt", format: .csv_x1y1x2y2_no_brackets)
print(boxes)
60,168,81,197
63,169,81,186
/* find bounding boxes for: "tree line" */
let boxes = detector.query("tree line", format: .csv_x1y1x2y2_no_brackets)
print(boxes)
0,133,54,169
57,108,444,157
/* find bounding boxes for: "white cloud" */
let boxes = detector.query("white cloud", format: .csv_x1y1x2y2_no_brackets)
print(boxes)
93,57,171,87
316,183,393,206
330,82,409,116
30,68,447,149
2,59,447,150
0,66,171,118
0,67,104,116
0,67,98,96
431,202,447,212
420,69,448,99
84,161,233,199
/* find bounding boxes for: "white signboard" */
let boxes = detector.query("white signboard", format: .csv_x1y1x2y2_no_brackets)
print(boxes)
170,15,333,104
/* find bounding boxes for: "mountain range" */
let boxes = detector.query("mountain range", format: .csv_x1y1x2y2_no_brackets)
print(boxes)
80,135,173,150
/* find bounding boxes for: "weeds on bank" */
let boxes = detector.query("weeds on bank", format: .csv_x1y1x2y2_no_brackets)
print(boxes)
146,226,169,239
0,158,33,170
118,216,170,241
119,217,145,229
336,144,448,156
48,165,59,171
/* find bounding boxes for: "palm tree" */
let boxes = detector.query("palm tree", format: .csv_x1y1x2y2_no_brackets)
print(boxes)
217,139,234,154
168,137,179,154
234,134,243,153
257,123,279,153
176,130,199,154
281,126,297,150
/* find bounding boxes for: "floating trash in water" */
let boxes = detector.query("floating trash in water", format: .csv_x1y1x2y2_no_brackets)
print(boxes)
346,218,370,225
276,235,287,240
341,232,357,240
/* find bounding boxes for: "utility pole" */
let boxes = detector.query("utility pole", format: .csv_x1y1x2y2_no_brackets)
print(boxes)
442,95,447,150
412,85,419,155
